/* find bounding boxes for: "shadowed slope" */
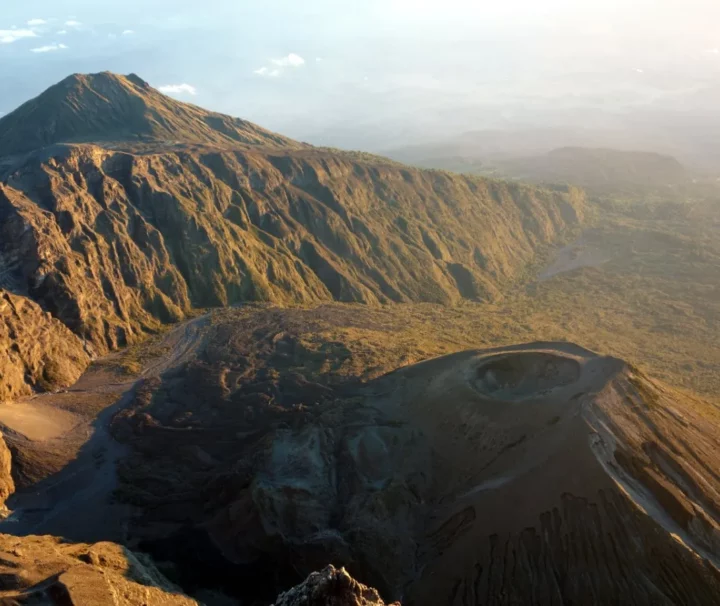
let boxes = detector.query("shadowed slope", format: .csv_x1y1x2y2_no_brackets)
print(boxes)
89,307,720,604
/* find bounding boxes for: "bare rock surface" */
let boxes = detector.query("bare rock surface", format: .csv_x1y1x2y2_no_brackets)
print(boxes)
0,534,198,604
273,566,398,606
0,433,14,508
0,290,89,401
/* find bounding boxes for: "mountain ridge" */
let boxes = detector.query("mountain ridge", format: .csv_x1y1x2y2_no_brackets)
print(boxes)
494,146,688,192
0,72,302,158
0,72,586,399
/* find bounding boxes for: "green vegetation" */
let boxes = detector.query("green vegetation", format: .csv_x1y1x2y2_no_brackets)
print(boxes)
198,191,720,405
518,205,720,399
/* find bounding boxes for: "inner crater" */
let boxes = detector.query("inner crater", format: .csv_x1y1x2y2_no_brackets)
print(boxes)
473,352,581,401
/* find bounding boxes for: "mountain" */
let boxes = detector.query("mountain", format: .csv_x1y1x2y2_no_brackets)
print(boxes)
88,305,720,604
388,132,691,193
493,147,689,192
386,127,591,168
0,72,300,158
0,73,586,399
1,71,720,606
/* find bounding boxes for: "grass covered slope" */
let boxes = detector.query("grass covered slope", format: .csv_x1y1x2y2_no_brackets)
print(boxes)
0,144,585,354
519,197,720,399
494,147,688,192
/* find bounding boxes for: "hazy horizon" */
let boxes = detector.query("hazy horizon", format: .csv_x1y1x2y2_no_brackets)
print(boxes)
3,1,720,164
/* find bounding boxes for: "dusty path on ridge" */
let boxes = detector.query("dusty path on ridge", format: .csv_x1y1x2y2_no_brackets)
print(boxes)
538,238,613,281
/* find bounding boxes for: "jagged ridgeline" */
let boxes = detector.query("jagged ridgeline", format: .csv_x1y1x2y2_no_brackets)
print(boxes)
0,72,586,398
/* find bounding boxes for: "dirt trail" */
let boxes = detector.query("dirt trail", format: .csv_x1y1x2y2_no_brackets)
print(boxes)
0,314,210,543
539,238,612,281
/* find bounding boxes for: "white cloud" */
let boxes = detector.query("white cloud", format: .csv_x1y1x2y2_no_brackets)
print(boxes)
65,20,81,27
0,28,38,44
254,66,282,77
705,48,720,55
122,29,135,35
57,30,67,35
315,57,323,62
270,53,305,67
254,53,306,77
158,83,197,96
31,43,68,53
27,19,47,27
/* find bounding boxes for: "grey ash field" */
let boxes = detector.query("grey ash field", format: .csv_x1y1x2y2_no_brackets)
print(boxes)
0,72,719,605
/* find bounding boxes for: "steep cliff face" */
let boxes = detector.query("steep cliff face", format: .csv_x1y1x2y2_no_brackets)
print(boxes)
1,145,585,354
0,434,14,508
0,289,89,400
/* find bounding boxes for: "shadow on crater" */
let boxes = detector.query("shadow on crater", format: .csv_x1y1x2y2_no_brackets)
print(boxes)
474,352,581,401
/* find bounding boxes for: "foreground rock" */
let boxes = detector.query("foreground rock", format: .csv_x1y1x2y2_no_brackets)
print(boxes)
273,566,398,606
110,308,720,604
0,534,198,604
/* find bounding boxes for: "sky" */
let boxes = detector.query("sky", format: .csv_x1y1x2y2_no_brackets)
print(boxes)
2,1,720,152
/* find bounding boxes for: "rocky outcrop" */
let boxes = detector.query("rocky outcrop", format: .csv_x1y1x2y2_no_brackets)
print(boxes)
0,433,14,508
0,534,198,604
273,566,399,606
0,289,89,400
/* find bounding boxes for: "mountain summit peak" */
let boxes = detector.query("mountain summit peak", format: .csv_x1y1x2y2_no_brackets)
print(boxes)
50,71,149,99
0,71,299,158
